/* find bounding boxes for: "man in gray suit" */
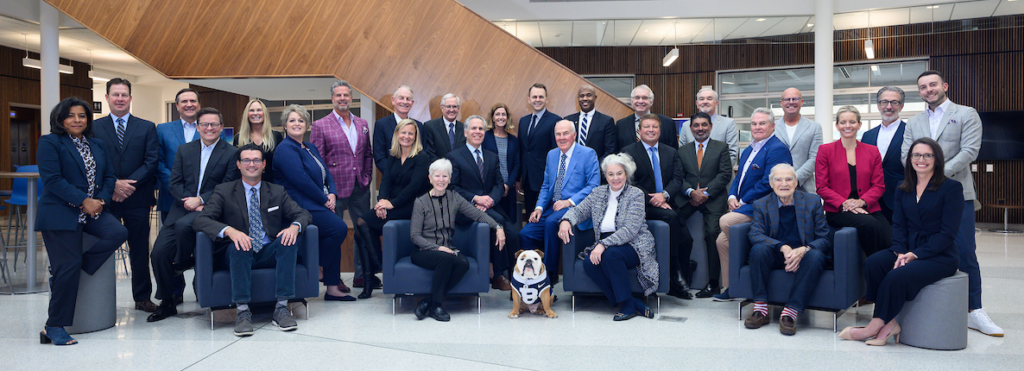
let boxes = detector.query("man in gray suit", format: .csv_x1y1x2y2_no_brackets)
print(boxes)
679,87,740,167
901,70,1002,337
774,88,822,193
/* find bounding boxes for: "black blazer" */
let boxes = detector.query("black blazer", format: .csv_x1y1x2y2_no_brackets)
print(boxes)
92,115,159,209
167,139,240,223
193,180,311,242
615,113,679,151
372,115,423,173
421,118,465,159
890,179,963,268
675,139,733,213
861,120,906,209
563,110,617,159
379,152,434,208
35,134,117,231
621,142,683,205
518,110,561,192
447,145,503,205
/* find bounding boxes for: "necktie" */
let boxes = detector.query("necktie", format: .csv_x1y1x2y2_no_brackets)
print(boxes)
697,143,704,171
578,114,589,145
635,118,641,142
553,153,567,202
248,187,266,253
475,149,484,178
116,118,126,148
448,123,456,149
529,114,538,138
650,147,663,193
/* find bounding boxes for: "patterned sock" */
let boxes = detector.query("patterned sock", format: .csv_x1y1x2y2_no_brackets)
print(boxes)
781,307,799,321
754,302,768,316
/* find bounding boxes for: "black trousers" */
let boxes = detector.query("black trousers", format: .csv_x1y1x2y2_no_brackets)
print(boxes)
878,198,894,225
42,213,128,327
457,207,519,278
108,205,153,302
150,211,200,302
826,211,892,257
523,186,539,216
360,203,414,270
646,206,690,280
411,250,470,304
865,250,957,322
678,204,724,287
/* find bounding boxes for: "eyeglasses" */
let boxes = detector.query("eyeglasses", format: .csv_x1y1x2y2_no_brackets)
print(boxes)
878,100,903,107
631,96,651,101
911,153,934,160
239,159,264,165
782,98,802,103
198,123,222,129
441,105,459,110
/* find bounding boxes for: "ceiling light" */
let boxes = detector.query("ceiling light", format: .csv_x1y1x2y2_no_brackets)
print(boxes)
721,81,735,85
864,39,875,59
871,65,881,76
663,48,679,67
756,18,766,22
89,69,119,82
22,57,74,74
807,23,814,27
926,6,939,9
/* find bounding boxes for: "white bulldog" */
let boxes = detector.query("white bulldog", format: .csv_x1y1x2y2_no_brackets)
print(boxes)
509,249,557,319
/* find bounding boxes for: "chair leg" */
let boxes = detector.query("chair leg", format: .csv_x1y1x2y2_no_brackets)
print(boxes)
834,312,838,333
209,308,214,330
572,295,576,313
477,296,481,314
392,296,397,316
738,301,752,320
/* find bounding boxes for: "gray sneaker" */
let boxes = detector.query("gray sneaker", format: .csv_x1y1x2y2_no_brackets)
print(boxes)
234,309,254,337
272,306,297,331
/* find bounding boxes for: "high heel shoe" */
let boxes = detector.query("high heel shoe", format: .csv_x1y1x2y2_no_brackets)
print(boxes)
838,326,866,341
865,322,901,346
40,326,77,345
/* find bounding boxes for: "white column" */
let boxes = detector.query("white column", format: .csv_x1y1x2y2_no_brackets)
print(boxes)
814,0,834,143
355,90,377,202
40,0,61,134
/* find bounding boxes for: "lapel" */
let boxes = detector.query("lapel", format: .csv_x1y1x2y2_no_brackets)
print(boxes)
632,144,656,181
790,118,809,148
174,120,187,145
461,146,484,182
258,181,271,229
767,194,780,238
794,192,810,245
657,145,672,176
884,121,906,163
566,146,583,180
681,143,699,174
201,141,226,187
118,116,140,154
234,180,251,232
454,121,466,150
775,121,791,146
60,136,88,177
333,113,355,155
592,186,608,227
934,102,958,139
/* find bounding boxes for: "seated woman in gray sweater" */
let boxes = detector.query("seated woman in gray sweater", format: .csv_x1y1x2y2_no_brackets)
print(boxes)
410,158,507,322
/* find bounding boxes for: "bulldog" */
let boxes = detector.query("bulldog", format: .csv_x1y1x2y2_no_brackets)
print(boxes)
509,249,557,319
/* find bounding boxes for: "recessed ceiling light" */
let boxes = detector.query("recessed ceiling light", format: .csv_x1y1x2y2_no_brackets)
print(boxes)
926,6,939,9
807,23,814,27
756,18,766,22
644,29,649,32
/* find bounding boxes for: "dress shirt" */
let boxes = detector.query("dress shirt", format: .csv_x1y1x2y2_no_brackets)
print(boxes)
577,110,594,137
196,139,218,199
686,138,712,197
528,109,549,136
927,99,952,138
217,181,301,240
536,143,576,211
332,110,359,152
109,112,131,124
875,119,901,159
633,112,649,133
182,119,198,143
599,186,624,233
731,133,775,203
641,141,669,200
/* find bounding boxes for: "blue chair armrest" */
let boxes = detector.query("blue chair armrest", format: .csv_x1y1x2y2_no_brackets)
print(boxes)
647,220,671,293
563,225,595,292
383,220,413,284
195,232,216,308
831,226,865,306
300,225,320,288
455,222,490,284
729,222,753,290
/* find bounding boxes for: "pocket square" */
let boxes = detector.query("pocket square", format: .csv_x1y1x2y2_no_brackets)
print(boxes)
752,164,761,170
267,206,280,212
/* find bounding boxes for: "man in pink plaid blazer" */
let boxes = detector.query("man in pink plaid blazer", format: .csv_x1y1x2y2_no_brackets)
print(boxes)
310,80,376,290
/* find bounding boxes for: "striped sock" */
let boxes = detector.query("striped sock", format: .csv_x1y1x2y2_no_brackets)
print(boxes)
781,307,799,321
754,302,768,316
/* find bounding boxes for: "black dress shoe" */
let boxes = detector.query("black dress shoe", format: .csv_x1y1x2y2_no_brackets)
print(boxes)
428,305,451,322
695,284,720,299
357,286,373,299
414,300,430,320
147,304,177,322
135,299,159,312
668,287,693,300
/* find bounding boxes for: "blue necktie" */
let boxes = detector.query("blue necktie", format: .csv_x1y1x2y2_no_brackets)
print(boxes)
248,187,266,253
475,149,484,178
650,147,663,193
578,115,589,145
448,123,456,149
116,118,126,148
553,153,567,202
528,114,538,139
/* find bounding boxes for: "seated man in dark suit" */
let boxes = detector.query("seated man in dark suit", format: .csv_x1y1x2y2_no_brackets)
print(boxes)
615,84,678,150
422,93,465,159
447,115,521,291
620,114,688,299
563,85,617,161
148,107,240,322
521,120,600,284
677,112,734,299
744,163,831,336
194,144,312,337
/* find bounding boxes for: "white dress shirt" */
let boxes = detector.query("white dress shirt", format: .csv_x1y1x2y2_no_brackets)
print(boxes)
333,110,359,152
182,119,198,143
196,138,219,199
875,119,901,159
927,99,952,138
600,186,624,233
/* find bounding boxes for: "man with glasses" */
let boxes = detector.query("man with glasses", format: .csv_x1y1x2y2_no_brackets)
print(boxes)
900,70,1002,337
861,86,907,224
149,107,240,322
422,93,466,159
774,88,823,193
615,84,679,150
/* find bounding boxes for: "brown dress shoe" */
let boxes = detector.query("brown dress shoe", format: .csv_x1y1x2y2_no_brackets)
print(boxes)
135,299,159,312
780,315,797,336
492,276,513,291
744,311,769,329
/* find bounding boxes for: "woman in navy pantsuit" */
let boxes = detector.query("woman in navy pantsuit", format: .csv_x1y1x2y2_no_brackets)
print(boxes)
839,138,961,346
37,98,129,345
482,103,520,225
272,105,352,301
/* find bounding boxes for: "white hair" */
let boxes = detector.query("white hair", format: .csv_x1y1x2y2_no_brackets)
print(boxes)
769,163,796,181
631,84,654,100
429,158,453,177
751,107,775,123
440,93,461,107
696,87,718,101
600,153,637,183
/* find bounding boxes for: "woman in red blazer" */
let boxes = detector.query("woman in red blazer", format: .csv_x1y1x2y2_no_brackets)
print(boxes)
815,105,891,255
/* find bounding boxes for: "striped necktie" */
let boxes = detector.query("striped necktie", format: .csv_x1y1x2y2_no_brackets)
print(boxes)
578,114,589,145
116,118,126,148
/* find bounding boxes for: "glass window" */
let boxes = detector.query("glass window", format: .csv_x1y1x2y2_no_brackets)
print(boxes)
720,71,766,94
720,98,767,121
767,68,813,92
834,65,870,89
583,76,634,100
870,61,928,87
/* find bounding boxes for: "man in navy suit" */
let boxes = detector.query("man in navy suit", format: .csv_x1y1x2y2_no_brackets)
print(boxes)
519,83,561,212
422,93,465,159
157,89,202,222
521,120,600,283
615,84,679,150
372,85,421,173
447,116,521,291
563,85,617,161
860,86,907,224
92,78,160,312
714,108,793,301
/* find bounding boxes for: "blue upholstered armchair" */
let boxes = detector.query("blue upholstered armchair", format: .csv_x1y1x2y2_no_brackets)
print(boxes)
561,220,671,311
194,225,321,328
382,220,491,314
728,223,865,332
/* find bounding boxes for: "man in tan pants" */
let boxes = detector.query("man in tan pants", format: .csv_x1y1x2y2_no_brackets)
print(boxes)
711,107,793,301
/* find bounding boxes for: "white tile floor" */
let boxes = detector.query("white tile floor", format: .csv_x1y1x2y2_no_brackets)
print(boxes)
2,228,1022,370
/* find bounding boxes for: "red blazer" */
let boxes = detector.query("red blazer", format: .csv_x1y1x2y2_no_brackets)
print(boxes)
309,112,373,198
815,140,885,214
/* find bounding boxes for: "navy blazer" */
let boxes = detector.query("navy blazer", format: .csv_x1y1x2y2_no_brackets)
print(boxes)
93,114,159,209
621,142,684,205
890,179,963,268
482,131,520,189
518,110,561,192
749,192,832,256
156,120,200,212
563,110,618,159
730,135,793,216
273,136,337,213
861,120,906,209
614,113,679,151
447,145,504,206
36,134,117,231
421,118,465,159
372,114,422,174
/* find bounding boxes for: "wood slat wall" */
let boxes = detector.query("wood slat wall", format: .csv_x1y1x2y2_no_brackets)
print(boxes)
190,85,250,134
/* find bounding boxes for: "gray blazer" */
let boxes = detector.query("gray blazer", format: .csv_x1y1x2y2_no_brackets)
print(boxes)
901,100,982,201
561,184,659,295
775,116,822,193
680,114,740,168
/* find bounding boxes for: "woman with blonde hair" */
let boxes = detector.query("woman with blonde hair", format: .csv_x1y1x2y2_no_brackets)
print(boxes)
235,99,283,182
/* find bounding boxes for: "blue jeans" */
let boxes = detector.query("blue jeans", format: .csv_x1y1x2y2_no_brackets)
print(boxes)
227,237,297,304
582,245,640,306
748,244,826,313
956,200,982,310
520,207,569,275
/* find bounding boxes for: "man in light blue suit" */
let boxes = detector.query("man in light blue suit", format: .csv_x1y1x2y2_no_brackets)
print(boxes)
157,88,202,222
713,107,792,301
521,120,600,284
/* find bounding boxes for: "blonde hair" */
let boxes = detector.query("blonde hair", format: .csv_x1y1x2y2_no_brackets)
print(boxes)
237,99,276,151
835,105,861,124
389,118,424,158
